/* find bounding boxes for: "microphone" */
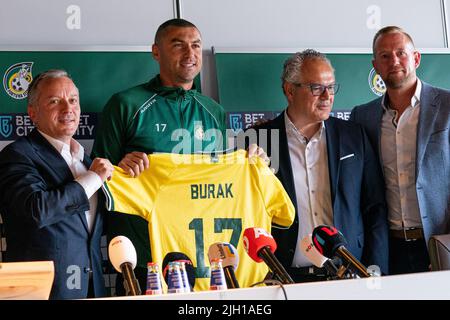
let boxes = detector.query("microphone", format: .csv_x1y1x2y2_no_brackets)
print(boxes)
299,234,339,277
108,235,142,296
162,252,196,291
243,227,294,284
312,225,370,278
208,242,240,289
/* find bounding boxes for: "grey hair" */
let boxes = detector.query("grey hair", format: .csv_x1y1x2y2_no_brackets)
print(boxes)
372,26,415,56
281,49,333,94
27,69,75,105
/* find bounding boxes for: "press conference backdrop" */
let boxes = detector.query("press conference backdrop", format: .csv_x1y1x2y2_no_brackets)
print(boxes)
0,50,204,151
214,49,450,131
1,49,450,294
5,50,449,148
0,0,448,299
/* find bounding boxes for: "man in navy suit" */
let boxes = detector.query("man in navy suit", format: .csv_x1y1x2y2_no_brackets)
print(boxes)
0,69,114,299
248,49,389,282
350,26,450,274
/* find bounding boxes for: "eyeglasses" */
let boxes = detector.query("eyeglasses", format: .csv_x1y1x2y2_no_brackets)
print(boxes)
292,83,340,96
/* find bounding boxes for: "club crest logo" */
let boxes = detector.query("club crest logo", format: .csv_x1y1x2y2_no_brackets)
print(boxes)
3,62,34,100
368,67,386,97
194,123,205,140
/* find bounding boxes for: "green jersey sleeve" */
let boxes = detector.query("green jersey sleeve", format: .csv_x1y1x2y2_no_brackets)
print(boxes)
91,94,129,164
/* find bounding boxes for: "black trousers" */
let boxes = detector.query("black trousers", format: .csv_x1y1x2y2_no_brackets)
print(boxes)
286,267,329,283
389,237,430,275
87,277,95,298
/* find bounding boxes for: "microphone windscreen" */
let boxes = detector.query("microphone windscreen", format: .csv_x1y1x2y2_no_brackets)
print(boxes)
208,243,239,270
243,227,277,263
108,235,137,273
162,252,195,289
311,225,347,258
299,234,327,268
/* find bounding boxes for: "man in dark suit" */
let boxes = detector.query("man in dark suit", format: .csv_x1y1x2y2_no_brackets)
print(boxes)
247,49,389,282
350,26,450,274
0,69,114,299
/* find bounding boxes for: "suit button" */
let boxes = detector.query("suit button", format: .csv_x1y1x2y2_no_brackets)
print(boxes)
84,267,92,273
289,249,294,253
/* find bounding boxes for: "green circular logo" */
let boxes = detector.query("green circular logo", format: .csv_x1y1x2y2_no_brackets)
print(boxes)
368,68,386,97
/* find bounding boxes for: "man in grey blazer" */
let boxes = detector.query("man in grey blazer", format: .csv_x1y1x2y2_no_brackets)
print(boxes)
350,26,450,274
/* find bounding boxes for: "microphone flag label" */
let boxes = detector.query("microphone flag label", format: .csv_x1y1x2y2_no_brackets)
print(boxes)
321,225,338,236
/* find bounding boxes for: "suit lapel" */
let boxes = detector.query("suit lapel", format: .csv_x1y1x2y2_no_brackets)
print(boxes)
31,130,92,235
280,112,297,211
372,99,384,168
76,154,94,234
275,113,298,213
29,130,74,180
325,118,340,206
416,82,439,176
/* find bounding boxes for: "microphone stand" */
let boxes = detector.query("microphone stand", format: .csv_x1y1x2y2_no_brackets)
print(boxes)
121,262,142,296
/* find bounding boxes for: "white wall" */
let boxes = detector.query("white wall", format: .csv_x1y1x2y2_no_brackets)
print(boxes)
183,0,445,48
0,0,172,45
181,0,447,100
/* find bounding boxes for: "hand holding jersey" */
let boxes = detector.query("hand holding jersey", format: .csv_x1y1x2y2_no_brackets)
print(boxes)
119,144,270,178
118,151,150,178
90,158,114,182
103,150,294,291
247,143,271,167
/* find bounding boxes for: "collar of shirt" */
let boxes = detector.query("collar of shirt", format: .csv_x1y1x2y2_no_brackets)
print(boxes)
284,111,326,144
38,130,85,166
381,79,422,112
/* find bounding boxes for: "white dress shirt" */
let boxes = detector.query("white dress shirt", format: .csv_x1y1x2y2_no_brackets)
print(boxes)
39,130,103,233
285,113,333,267
380,80,422,230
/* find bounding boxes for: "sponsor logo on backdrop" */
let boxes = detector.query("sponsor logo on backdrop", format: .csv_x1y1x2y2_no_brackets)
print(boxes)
3,62,34,100
0,113,98,141
330,111,351,120
229,114,243,133
227,112,279,134
0,115,13,138
227,110,350,133
368,67,386,97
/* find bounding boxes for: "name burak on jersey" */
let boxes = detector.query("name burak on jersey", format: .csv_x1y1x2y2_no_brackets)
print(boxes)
191,183,233,199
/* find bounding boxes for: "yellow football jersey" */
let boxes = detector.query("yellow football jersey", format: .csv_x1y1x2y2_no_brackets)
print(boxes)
103,150,295,291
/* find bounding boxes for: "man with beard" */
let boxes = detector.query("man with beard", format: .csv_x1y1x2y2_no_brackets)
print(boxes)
249,49,389,282
350,26,450,274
